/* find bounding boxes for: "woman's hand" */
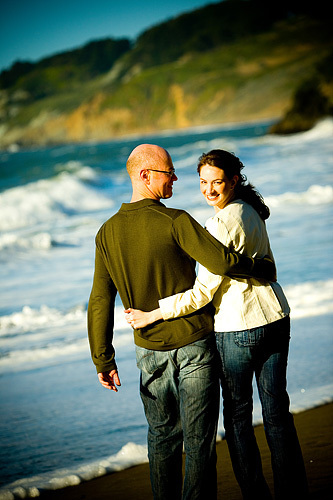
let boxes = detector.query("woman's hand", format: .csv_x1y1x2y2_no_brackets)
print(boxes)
125,308,162,329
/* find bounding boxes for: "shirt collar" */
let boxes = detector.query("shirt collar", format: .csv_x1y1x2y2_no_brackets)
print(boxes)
120,198,165,211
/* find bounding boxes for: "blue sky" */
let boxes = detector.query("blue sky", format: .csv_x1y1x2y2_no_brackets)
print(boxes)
0,0,219,72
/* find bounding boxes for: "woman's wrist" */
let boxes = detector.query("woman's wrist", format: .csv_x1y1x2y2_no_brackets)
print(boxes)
150,308,163,324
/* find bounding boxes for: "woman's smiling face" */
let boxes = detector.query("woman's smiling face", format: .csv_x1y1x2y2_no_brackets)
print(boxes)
199,164,238,212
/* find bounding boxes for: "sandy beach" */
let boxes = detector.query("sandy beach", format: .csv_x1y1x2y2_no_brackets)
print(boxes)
41,402,333,499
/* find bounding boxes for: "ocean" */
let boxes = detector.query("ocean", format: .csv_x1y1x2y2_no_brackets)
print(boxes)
0,118,332,498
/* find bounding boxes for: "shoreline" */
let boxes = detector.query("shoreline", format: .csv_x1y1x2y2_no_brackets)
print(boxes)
1,116,278,153
35,402,333,500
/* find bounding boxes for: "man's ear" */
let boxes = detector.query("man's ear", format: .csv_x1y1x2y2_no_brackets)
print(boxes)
140,169,150,183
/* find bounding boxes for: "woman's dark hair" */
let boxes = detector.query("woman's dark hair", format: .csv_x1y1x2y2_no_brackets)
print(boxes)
197,149,270,220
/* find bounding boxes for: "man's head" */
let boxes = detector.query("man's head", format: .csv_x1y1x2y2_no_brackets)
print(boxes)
127,144,178,201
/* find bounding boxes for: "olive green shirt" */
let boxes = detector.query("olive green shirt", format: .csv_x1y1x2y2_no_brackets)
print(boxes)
88,199,262,373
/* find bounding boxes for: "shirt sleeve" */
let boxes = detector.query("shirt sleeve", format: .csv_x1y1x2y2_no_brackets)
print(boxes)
159,215,233,320
87,237,118,373
172,211,255,278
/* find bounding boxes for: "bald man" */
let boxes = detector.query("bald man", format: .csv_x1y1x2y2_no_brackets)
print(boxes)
88,144,275,500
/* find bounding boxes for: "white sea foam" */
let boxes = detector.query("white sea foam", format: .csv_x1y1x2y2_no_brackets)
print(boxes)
0,303,129,336
285,279,333,318
0,442,148,499
266,184,333,208
299,117,333,140
0,303,133,374
0,167,112,232
263,117,333,144
0,231,53,251
0,338,89,374
0,304,86,335
0,305,89,373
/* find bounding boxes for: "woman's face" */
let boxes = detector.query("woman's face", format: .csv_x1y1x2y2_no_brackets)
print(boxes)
199,164,238,212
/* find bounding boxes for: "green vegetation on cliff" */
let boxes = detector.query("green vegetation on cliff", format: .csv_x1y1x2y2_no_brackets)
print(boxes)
0,38,131,99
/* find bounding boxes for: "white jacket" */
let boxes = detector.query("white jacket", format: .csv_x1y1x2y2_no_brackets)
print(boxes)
159,200,290,332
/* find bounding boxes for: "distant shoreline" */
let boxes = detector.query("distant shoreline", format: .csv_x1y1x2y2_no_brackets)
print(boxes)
1,116,279,153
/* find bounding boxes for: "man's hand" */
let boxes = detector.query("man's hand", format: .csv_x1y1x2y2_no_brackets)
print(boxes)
252,255,277,282
98,370,121,392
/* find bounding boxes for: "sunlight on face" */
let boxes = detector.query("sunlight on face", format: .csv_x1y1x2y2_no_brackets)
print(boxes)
148,154,178,200
199,164,238,212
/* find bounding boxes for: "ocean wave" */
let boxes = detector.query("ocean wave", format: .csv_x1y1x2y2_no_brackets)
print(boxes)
0,337,90,371
264,117,333,144
0,232,53,251
0,331,133,375
0,304,133,374
299,117,333,140
285,279,333,319
0,304,86,336
0,303,129,336
265,184,333,208
0,305,88,373
0,442,148,499
0,167,113,231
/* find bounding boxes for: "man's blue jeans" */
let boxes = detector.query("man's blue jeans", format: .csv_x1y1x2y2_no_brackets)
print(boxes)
136,334,220,500
216,316,308,500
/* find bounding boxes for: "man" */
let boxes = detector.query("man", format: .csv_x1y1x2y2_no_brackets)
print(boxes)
88,144,275,500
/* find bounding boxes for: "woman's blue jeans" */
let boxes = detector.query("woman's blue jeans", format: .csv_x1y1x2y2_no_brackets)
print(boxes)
136,334,220,500
216,316,308,500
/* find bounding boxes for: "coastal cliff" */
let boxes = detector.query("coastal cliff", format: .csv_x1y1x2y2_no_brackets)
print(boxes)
1,1,332,149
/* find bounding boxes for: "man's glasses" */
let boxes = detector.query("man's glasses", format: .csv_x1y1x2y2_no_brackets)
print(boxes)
147,168,176,177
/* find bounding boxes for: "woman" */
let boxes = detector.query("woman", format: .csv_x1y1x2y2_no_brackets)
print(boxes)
125,150,308,500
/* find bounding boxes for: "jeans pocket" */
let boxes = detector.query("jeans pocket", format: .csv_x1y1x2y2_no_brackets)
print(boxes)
135,346,155,371
234,327,264,347
136,346,169,377
181,334,218,366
